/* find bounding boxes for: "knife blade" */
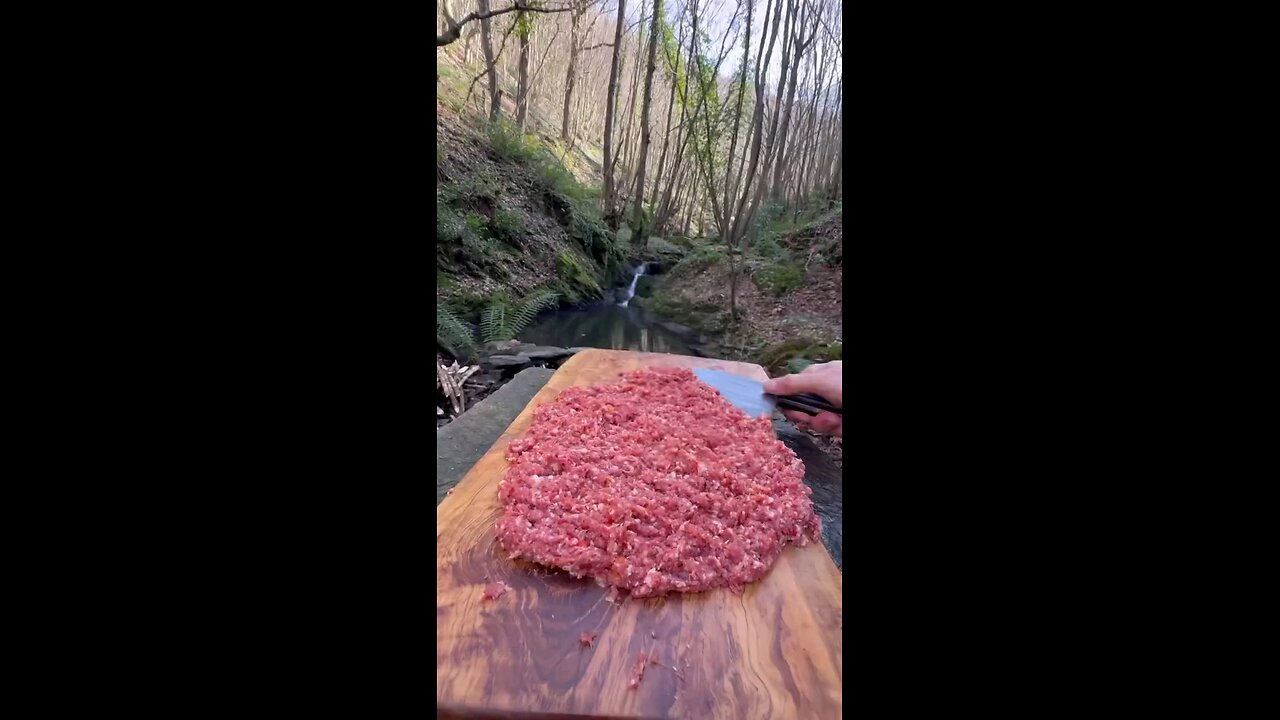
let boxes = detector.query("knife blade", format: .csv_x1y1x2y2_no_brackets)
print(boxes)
692,368,842,418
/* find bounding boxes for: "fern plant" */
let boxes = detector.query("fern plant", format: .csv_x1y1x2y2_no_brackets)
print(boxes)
436,306,479,361
479,289,559,343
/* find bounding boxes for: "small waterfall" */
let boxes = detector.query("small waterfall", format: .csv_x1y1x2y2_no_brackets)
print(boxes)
618,263,647,307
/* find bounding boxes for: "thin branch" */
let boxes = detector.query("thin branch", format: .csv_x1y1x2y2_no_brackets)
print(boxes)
464,16,521,109
438,2,576,47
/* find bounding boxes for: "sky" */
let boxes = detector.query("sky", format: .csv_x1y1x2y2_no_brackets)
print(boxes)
596,0,842,92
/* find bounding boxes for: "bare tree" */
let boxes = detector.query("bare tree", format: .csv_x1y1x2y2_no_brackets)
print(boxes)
630,0,661,238
561,3,589,141
516,10,531,129
600,0,627,228
478,0,502,120
650,7,685,212
717,0,782,315
722,0,753,221
769,0,818,202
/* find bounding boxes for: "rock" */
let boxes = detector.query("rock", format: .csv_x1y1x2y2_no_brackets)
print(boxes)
483,355,532,374
465,372,500,387
522,345,572,362
437,367,557,504
482,340,538,356
635,275,657,298
660,321,695,336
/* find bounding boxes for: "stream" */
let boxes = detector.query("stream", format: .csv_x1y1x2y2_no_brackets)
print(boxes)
520,264,697,355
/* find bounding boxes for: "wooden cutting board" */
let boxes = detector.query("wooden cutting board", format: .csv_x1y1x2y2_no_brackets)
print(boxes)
437,349,842,720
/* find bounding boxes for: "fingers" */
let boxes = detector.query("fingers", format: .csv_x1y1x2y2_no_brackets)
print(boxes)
809,411,841,436
781,409,811,425
782,409,842,438
764,374,808,395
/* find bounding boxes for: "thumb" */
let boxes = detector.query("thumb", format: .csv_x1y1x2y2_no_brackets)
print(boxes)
763,374,807,395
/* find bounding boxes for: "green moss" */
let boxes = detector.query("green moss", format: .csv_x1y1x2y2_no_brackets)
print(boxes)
670,245,726,277
557,250,603,298
645,236,685,259
787,358,815,374
634,275,657,298
642,291,723,334
754,263,804,297
756,338,842,376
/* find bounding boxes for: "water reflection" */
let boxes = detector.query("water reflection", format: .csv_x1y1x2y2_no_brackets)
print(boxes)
520,303,693,356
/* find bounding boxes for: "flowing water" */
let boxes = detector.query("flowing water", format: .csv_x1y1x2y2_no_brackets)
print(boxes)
519,264,696,355
617,263,645,307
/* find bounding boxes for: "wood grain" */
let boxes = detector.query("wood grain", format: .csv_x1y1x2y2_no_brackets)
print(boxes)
437,349,842,720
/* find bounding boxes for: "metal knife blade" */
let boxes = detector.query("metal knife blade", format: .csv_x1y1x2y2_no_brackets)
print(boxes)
693,368,777,417
693,367,841,418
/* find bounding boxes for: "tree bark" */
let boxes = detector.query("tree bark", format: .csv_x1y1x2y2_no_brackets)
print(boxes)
600,0,627,229
561,6,586,141
654,7,699,230
630,0,660,239
479,0,501,121
722,0,753,225
769,0,817,202
618,17,646,190
726,0,782,249
650,7,683,209
516,12,531,130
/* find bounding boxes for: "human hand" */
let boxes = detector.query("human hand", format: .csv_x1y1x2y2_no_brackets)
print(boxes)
763,361,842,437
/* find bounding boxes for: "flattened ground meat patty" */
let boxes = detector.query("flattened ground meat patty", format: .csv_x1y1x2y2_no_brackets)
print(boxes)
496,367,820,598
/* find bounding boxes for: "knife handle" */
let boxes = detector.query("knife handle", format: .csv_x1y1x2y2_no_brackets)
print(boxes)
774,393,842,416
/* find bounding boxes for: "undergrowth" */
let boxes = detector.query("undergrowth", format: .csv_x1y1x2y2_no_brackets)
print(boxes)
479,289,560,343
436,288,561,358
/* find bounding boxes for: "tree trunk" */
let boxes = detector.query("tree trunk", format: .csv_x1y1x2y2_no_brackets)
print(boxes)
723,0,753,227
601,0,627,229
726,0,783,250
654,8,699,229
516,12,531,130
630,0,660,239
759,0,795,202
770,1,815,202
794,52,831,217
618,19,646,190
479,0,501,121
561,7,585,141
651,9,683,209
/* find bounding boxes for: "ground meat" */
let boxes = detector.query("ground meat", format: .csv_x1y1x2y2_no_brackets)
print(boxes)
481,581,509,601
496,367,820,598
579,631,596,647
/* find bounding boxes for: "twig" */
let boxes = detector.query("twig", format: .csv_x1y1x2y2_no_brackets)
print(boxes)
438,1,578,47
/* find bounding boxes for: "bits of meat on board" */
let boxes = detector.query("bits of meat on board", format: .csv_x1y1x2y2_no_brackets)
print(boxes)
481,581,509,601
579,631,596,647
628,653,648,689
